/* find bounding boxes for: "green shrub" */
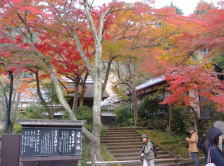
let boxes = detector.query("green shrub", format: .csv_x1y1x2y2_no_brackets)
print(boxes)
75,106,92,122
19,104,46,119
146,119,168,129
138,94,168,129
198,119,213,135
138,95,197,134
171,106,194,134
115,105,134,126
75,106,92,131
13,123,22,134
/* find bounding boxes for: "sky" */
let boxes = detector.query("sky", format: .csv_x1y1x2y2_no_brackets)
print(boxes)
93,0,220,15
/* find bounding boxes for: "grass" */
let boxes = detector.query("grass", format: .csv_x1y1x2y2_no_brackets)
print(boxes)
81,138,91,166
137,129,204,158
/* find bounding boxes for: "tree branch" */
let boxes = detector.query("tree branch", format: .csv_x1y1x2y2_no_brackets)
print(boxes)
102,56,116,97
98,7,111,42
16,13,33,43
83,0,99,43
72,30,93,76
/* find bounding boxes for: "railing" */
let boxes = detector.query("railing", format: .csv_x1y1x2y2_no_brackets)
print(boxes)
86,158,180,165
86,157,206,165
86,160,140,165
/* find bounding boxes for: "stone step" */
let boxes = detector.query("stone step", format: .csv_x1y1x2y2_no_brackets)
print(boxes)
101,135,141,140
104,133,141,138
112,152,139,158
104,133,139,136
102,128,179,166
115,156,178,162
106,128,138,131
105,130,139,134
103,142,142,146
108,147,164,153
101,138,140,143
106,144,142,150
112,152,173,159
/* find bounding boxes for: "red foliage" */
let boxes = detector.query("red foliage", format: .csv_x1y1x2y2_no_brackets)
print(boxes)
161,65,224,111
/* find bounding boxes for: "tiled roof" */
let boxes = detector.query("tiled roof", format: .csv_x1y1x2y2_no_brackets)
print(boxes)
101,96,121,107
135,75,165,91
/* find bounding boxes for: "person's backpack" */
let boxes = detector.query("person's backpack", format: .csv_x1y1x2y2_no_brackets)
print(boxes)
152,144,157,157
197,136,204,149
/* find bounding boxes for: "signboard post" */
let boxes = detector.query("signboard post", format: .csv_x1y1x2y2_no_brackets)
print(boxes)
20,119,85,166
1,135,21,166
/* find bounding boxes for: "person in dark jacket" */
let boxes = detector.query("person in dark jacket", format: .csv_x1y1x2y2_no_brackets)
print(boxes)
140,134,155,166
204,127,224,166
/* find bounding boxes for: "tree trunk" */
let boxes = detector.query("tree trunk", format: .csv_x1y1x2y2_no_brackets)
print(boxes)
72,1,110,164
44,63,77,120
11,92,21,124
72,77,80,112
90,138,101,165
189,106,199,130
131,85,138,126
168,106,172,135
90,45,104,165
79,86,86,106
101,56,116,97
79,72,88,106
34,70,54,119
4,71,13,134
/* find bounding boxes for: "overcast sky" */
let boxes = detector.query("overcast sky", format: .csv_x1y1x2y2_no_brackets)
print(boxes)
93,0,219,15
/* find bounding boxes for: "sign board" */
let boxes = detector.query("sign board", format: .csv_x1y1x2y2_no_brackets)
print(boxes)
20,119,85,162
21,127,82,157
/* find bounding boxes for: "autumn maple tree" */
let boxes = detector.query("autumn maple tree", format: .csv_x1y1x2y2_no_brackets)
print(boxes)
156,1,224,130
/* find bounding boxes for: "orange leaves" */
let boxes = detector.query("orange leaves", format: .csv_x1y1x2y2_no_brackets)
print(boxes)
138,47,169,76
16,82,30,93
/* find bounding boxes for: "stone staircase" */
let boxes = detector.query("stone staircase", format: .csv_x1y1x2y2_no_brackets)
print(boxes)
101,128,181,166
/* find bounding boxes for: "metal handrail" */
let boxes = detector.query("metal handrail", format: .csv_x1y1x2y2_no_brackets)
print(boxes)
86,158,179,165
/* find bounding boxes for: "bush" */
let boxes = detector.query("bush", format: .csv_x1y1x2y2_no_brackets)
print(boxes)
115,105,134,126
138,95,197,134
75,106,92,131
19,104,46,119
138,95,165,120
62,106,93,131
146,119,168,129
13,123,22,134
75,106,92,122
171,106,194,134
138,94,168,129
198,119,213,135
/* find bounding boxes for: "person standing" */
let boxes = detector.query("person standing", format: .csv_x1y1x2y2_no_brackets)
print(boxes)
185,127,200,166
204,127,224,166
140,134,155,166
